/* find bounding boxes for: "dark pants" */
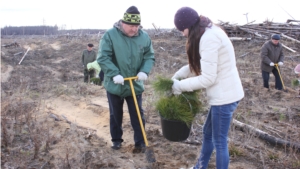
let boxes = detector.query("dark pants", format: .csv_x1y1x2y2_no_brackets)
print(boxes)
99,70,104,83
106,91,145,146
262,68,282,90
83,69,95,83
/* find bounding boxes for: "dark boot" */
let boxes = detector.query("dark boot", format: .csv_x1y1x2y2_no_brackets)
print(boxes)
111,142,122,150
133,144,146,153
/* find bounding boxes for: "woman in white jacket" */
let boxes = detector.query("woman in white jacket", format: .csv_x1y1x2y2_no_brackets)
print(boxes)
172,7,244,169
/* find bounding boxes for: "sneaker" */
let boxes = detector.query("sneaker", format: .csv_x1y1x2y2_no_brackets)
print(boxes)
111,142,122,150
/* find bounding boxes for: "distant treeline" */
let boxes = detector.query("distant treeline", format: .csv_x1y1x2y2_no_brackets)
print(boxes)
0,26,107,35
1,26,164,36
1,26,60,35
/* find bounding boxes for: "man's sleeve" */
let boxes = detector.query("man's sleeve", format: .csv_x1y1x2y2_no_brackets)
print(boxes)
138,38,155,74
279,45,284,62
261,43,272,64
97,33,120,78
82,51,85,65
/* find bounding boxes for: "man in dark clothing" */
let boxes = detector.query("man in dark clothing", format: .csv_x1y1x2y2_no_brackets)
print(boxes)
260,34,284,90
82,43,97,83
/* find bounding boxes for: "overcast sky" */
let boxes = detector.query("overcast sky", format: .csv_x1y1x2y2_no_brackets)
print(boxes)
1,0,299,30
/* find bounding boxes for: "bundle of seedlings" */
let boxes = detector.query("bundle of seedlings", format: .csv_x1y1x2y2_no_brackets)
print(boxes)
152,76,203,126
90,77,101,85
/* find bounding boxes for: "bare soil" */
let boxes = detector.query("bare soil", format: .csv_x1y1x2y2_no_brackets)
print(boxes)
1,33,300,169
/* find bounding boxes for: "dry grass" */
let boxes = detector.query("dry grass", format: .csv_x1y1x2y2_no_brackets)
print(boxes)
1,33,300,168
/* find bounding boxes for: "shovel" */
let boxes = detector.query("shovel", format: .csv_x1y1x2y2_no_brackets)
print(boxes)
124,76,156,163
275,63,288,92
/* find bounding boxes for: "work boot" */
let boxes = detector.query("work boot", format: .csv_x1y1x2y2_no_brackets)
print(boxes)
111,142,122,150
133,144,146,153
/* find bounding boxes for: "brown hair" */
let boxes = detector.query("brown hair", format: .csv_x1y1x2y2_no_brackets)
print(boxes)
186,16,212,75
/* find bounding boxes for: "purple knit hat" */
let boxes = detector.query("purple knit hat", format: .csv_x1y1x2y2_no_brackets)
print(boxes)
174,7,200,31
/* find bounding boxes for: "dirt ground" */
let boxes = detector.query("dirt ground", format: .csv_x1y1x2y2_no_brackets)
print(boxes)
1,32,300,169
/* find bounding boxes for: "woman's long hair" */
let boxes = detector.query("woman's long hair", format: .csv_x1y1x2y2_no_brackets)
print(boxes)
186,15,212,75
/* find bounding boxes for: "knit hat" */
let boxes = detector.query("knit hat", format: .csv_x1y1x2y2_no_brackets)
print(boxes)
174,7,200,31
272,34,281,40
295,64,300,74
87,43,94,47
122,6,141,25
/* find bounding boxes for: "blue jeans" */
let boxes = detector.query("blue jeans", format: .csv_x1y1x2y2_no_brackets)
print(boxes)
194,101,240,169
106,91,145,146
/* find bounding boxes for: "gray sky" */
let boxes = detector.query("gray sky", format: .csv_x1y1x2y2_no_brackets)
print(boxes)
1,0,299,29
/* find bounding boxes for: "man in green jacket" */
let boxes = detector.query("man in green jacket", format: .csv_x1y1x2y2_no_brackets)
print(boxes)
82,43,97,83
261,34,284,90
97,6,155,151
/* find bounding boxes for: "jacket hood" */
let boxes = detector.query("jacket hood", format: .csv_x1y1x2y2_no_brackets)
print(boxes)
113,20,142,37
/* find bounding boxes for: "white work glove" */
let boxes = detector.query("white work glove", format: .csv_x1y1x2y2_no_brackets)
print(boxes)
278,62,283,66
171,74,179,80
171,65,190,80
172,79,182,95
137,72,148,81
270,62,274,66
113,75,124,85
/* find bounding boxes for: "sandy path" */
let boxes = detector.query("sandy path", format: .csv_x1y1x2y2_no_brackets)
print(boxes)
46,95,136,148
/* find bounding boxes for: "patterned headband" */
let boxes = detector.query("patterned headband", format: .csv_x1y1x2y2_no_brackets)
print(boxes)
122,13,141,25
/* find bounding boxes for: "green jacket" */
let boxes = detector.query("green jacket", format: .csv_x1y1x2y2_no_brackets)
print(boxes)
97,21,155,97
82,50,97,69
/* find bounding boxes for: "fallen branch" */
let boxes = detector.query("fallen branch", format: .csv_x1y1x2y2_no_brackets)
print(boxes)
232,119,300,151
281,33,300,43
61,115,71,124
152,23,158,32
49,113,60,121
18,47,30,65
182,140,201,145
229,37,251,41
281,43,297,53
14,52,23,56
239,52,250,58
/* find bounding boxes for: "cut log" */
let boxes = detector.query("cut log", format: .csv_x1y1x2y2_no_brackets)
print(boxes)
281,44,297,53
281,33,300,43
229,37,251,41
232,119,300,151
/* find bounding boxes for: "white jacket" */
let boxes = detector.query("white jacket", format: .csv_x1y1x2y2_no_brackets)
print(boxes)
173,25,244,105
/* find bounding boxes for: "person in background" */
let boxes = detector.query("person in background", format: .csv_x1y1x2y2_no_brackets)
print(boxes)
171,7,244,169
294,64,300,96
97,6,155,151
260,34,285,90
82,43,97,83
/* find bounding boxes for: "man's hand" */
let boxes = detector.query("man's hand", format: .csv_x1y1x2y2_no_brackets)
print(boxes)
278,62,283,66
113,75,124,85
172,79,182,95
270,62,275,66
137,72,148,81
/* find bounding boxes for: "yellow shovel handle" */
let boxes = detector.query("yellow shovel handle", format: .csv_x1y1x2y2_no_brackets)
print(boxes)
124,76,149,146
274,64,286,90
